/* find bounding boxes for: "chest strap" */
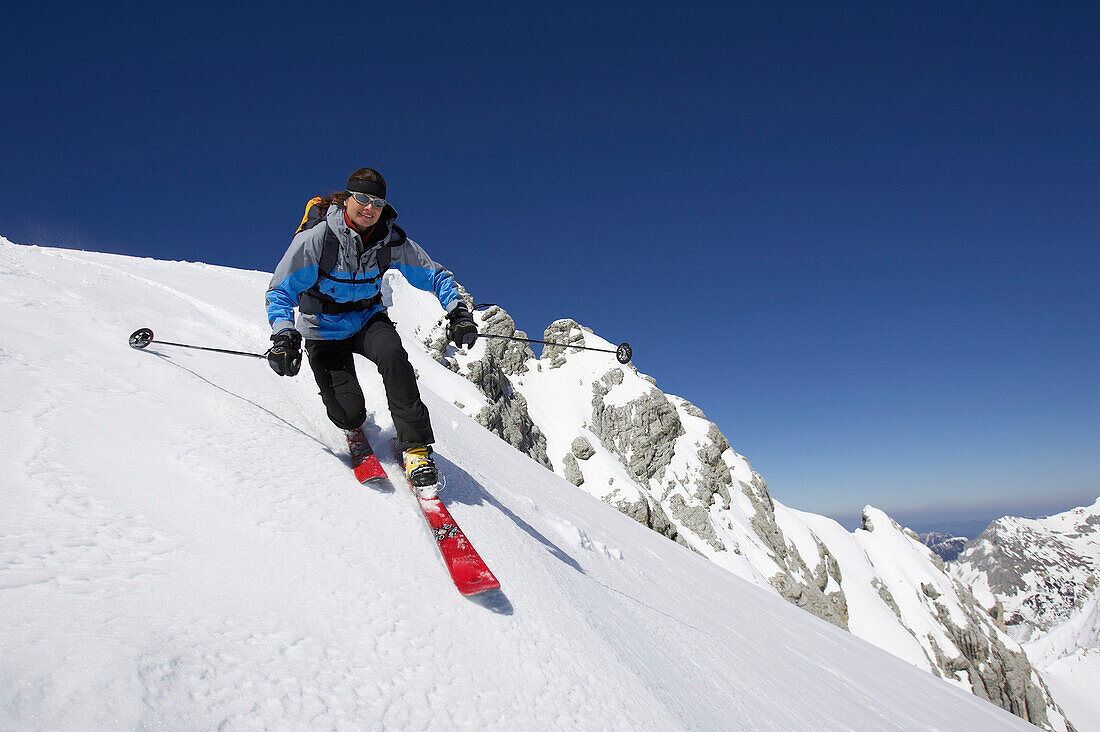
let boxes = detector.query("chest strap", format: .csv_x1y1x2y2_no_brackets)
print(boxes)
298,226,392,315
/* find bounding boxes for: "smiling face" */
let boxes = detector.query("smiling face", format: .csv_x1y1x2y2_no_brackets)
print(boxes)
344,193,383,231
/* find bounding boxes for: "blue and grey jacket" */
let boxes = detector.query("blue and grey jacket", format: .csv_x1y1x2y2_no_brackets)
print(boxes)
266,202,461,340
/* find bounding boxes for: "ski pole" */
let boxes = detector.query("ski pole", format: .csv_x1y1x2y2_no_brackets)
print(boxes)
476,333,633,364
127,327,266,359
443,305,634,364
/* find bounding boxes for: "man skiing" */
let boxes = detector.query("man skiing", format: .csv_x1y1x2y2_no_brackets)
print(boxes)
264,167,477,496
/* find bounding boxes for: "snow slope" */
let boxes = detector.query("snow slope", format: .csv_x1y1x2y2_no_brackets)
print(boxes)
1039,646,1100,732
0,239,1039,729
1032,594,1100,731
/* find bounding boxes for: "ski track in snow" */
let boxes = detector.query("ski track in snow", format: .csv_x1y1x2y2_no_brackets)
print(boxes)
0,240,1035,730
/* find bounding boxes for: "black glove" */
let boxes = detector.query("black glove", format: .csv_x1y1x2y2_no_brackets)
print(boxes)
266,329,302,376
446,306,478,348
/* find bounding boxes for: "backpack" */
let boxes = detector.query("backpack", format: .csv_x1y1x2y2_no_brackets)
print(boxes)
294,197,393,316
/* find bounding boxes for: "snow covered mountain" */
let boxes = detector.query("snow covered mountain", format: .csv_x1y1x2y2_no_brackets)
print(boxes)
952,499,1100,642
920,531,971,562
0,238,1072,730
951,499,1100,729
432,283,1073,728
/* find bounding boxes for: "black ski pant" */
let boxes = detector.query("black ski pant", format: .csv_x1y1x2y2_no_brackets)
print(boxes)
304,312,434,450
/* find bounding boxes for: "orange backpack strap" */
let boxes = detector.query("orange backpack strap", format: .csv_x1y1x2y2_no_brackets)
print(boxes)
296,196,325,234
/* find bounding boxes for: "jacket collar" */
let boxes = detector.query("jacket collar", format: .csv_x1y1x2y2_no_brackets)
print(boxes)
327,203,401,249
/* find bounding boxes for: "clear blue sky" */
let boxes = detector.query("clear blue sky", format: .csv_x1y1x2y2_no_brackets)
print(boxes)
2,1,1096,530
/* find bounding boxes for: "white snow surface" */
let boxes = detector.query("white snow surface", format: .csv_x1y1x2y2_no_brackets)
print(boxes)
0,239,1035,730
1028,592,1100,731
1038,647,1100,732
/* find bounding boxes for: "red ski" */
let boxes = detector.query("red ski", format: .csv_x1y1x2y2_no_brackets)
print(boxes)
346,428,386,483
392,441,500,596
414,494,501,595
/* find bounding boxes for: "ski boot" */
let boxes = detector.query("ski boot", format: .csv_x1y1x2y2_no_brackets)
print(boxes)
404,446,438,499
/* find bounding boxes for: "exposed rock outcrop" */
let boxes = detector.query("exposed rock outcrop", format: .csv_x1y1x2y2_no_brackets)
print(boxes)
426,296,551,469
589,374,683,486
571,436,595,460
434,299,1072,730
561,452,584,486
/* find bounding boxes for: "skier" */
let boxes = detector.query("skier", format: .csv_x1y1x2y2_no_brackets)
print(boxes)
264,167,478,496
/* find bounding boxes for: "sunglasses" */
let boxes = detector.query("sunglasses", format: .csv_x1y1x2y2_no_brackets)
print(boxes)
348,191,387,208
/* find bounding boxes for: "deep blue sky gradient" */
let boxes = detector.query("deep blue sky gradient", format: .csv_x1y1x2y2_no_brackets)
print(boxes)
2,1,1096,529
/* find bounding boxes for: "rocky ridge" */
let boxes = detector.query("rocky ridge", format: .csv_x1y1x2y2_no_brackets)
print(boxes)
420,302,1073,730
951,499,1100,643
